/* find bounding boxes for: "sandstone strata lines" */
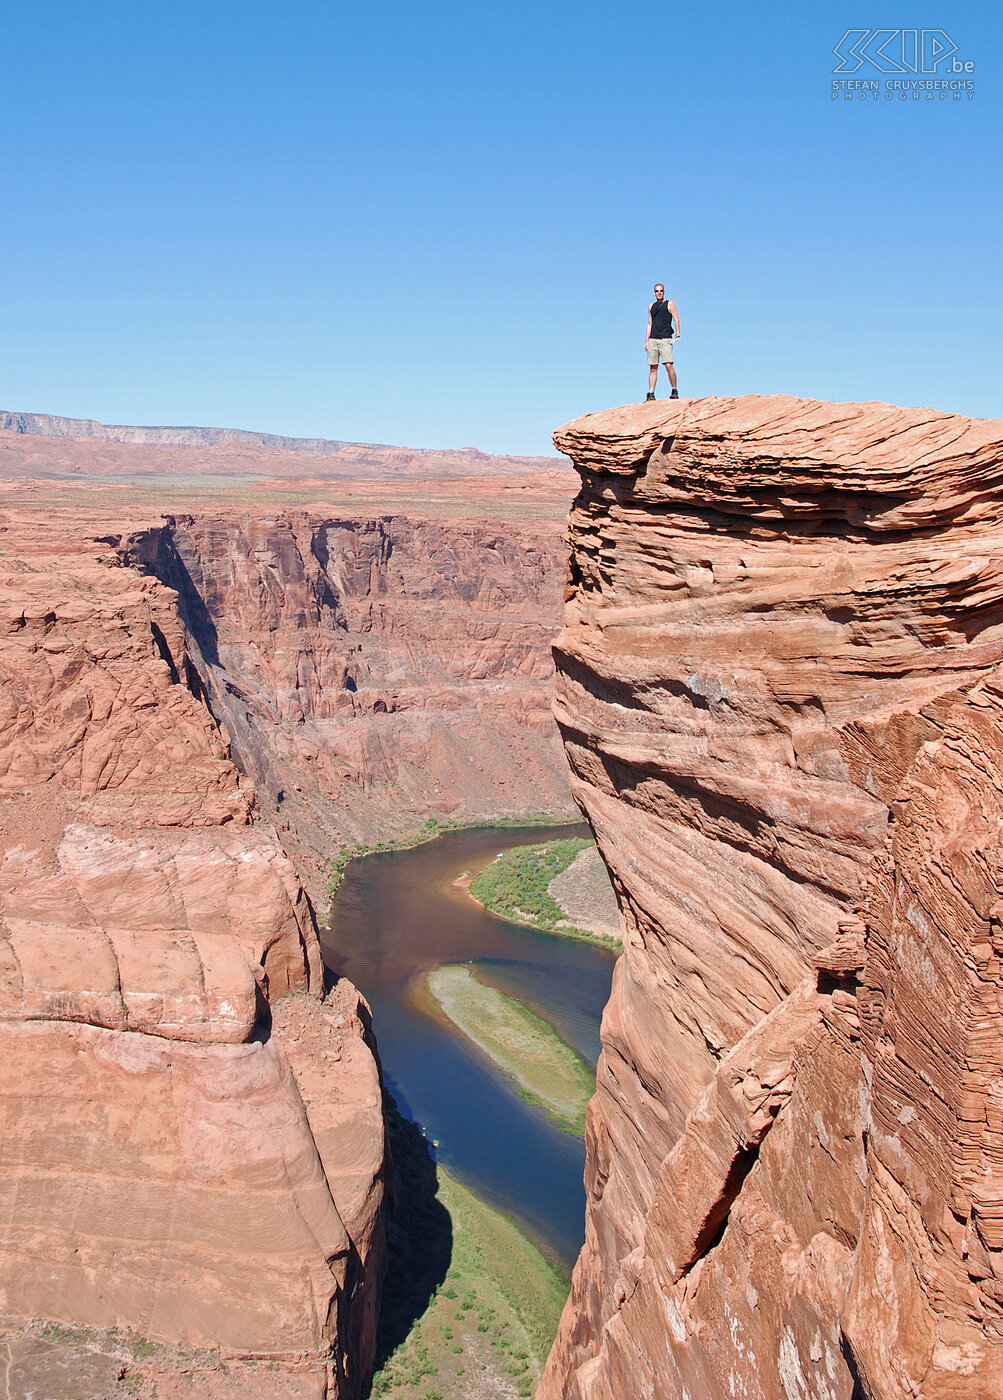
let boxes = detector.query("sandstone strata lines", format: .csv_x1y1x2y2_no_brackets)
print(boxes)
0,509,385,1399
540,395,1003,1400
127,509,573,882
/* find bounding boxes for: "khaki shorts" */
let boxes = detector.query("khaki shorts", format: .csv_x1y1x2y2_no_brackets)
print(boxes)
647,338,674,365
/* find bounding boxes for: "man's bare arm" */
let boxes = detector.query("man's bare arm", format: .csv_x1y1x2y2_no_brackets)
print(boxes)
668,300,680,339
645,309,652,347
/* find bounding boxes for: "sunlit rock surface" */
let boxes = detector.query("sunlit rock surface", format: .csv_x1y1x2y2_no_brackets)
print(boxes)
0,509,386,1398
540,395,1003,1400
0,456,580,1397
129,507,573,885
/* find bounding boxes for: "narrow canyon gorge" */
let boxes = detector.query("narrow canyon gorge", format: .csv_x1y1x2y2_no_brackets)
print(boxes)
4,392,1003,1400
541,394,1003,1400
0,460,574,1397
130,506,573,888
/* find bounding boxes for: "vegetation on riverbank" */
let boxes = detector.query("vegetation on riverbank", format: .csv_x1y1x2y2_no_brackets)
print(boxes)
369,1097,568,1400
325,813,581,902
424,965,594,1135
467,837,618,945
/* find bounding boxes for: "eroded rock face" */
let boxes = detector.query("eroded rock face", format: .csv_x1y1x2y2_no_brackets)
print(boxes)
0,510,386,1398
129,508,573,882
540,396,1003,1399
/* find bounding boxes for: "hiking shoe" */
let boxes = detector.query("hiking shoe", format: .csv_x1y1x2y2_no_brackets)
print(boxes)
645,392,655,401
670,389,679,399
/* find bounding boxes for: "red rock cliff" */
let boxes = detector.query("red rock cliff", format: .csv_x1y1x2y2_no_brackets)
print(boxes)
541,396,1003,1399
0,506,386,1398
130,508,573,884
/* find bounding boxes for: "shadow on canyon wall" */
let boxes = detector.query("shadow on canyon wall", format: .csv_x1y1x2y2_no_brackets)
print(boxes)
364,1094,453,1397
122,507,575,876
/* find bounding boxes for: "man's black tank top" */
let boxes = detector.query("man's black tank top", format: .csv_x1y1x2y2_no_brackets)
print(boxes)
650,300,674,338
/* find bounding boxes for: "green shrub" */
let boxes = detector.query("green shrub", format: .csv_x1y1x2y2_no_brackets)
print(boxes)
326,818,583,905
469,839,591,932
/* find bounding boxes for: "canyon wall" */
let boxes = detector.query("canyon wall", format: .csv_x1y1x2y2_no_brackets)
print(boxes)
0,506,387,1398
127,507,573,886
0,473,574,1391
541,396,1003,1399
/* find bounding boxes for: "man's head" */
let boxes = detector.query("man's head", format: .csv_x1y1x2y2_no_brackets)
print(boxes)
653,284,665,301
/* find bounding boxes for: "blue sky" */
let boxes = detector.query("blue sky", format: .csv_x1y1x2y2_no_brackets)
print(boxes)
1,2,999,454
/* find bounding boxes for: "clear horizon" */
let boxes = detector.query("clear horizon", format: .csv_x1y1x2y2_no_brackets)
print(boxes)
1,2,999,456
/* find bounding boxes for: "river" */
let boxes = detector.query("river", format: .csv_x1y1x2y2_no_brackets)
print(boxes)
321,823,617,1269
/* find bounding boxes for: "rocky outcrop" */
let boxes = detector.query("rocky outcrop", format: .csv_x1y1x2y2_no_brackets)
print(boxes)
541,396,1003,1399
125,508,573,884
0,507,386,1398
0,411,566,478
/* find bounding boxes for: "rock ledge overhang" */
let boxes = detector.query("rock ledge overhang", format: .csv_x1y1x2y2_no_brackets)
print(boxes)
540,394,1003,1400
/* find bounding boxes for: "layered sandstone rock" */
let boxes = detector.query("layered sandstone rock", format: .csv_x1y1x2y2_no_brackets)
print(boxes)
125,507,572,883
541,396,1003,1399
0,509,386,1398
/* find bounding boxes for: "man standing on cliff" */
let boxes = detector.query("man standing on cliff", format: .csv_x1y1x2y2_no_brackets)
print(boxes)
644,283,680,400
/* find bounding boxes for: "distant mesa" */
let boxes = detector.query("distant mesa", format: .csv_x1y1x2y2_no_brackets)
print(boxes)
0,410,569,480
0,409,386,455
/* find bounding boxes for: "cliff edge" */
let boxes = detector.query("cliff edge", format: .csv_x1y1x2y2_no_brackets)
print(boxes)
0,506,387,1398
541,395,1003,1399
